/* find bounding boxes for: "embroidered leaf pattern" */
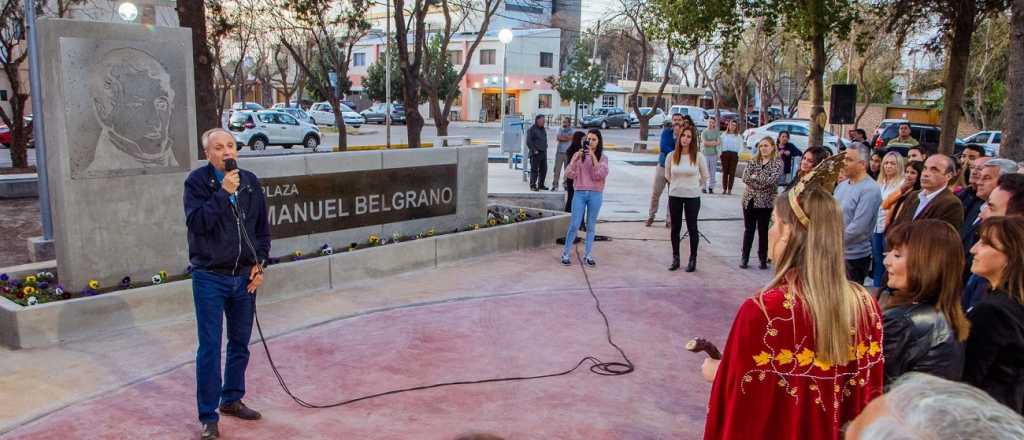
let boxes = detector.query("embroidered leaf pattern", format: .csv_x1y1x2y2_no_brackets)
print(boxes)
753,351,773,366
776,349,795,365
796,348,815,366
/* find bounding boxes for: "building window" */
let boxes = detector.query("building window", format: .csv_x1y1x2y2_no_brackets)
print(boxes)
538,94,552,109
353,53,366,67
540,52,553,68
505,1,543,13
480,49,496,65
602,95,616,107
448,50,463,65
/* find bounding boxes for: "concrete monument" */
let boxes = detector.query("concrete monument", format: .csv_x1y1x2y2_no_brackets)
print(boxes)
38,19,197,291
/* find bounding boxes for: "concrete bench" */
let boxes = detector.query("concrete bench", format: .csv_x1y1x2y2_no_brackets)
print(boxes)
632,141,651,153
436,135,472,147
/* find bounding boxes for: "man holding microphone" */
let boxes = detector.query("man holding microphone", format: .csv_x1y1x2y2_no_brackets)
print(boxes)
183,128,271,439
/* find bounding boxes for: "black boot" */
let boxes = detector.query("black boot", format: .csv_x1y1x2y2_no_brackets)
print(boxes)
759,259,769,270
686,255,697,272
740,256,749,269
669,255,680,271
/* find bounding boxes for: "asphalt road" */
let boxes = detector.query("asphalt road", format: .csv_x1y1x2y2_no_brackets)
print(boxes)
0,123,660,167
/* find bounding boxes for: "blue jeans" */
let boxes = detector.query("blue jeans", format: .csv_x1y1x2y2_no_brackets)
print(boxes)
193,269,255,423
562,190,603,258
871,232,886,286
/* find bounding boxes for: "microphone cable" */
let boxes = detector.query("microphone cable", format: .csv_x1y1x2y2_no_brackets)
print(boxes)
232,200,634,409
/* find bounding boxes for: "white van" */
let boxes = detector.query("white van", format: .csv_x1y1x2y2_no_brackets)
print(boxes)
668,105,710,129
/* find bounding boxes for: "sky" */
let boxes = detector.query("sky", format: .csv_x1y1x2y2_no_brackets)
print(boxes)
579,0,617,27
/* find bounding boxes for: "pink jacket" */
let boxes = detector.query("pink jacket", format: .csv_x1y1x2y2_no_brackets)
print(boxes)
565,152,609,192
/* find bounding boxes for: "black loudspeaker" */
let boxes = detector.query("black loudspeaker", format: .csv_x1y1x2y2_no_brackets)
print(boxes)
830,84,857,125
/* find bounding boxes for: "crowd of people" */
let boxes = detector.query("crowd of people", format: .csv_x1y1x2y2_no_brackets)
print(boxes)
531,113,1024,439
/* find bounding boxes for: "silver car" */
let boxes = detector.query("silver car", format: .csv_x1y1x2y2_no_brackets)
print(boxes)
228,110,321,150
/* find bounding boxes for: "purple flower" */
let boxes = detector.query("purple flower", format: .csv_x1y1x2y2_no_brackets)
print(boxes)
0,274,8,282
38,281,49,290
120,277,132,288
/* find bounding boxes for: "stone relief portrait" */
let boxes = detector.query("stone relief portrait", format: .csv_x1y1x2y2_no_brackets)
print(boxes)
60,39,190,179
88,48,178,171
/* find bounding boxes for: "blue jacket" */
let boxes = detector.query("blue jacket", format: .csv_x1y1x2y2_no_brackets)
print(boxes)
184,163,271,275
658,127,675,167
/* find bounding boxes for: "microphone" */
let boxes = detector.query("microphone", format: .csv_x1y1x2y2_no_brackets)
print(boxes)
223,158,239,200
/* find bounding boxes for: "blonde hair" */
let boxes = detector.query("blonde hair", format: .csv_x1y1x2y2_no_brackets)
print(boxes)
878,151,906,189
753,136,779,164
763,187,875,365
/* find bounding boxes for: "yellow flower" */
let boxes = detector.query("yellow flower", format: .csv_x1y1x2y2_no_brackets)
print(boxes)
88,280,100,290
23,286,36,295
25,275,37,285
813,358,832,371
293,250,303,257
796,348,815,366
472,224,480,230
775,349,794,365
753,351,773,366
158,270,168,280
868,341,881,356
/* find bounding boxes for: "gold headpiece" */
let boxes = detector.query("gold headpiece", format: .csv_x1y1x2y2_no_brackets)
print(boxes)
788,151,846,226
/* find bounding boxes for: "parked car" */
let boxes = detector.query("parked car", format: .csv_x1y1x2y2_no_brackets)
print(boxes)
227,110,321,150
581,107,632,129
868,118,908,147
743,119,841,152
637,107,667,127
747,107,784,127
271,102,303,110
716,111,740,130
308,102,365,127
961,130,1001,156
668,105,710,129
360,103,406,124
0,116,33,148
873,123,966,156
279,107,316,125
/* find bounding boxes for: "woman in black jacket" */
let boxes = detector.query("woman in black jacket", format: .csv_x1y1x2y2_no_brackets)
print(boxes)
965,216,1024,414
563,131,585,212
880,220,971,384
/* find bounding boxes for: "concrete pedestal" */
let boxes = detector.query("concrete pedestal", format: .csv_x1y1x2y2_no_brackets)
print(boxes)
26,236,55,262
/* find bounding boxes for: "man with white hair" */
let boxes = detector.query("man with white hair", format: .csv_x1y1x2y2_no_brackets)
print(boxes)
845,373,1024,439
962,158,1019,280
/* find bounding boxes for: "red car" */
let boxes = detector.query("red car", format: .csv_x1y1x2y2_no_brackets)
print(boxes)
0,116,33,148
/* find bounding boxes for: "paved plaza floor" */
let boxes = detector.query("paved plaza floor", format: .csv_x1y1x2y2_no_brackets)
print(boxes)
0,218,771,439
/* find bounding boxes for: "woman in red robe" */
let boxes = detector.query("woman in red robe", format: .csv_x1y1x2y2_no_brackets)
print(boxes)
700,163,885,440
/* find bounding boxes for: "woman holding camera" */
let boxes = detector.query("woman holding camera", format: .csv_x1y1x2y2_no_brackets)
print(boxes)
666,126,708,272
561,129,609,267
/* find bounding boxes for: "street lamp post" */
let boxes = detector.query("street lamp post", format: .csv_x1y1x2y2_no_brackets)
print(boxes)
385,0,391,148
25,0,52,240
498,28,513,169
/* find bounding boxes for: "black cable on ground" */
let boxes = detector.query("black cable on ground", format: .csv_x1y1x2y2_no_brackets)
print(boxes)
249,237,634,409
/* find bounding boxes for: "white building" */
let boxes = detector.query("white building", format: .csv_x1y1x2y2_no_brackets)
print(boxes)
347,28,567,122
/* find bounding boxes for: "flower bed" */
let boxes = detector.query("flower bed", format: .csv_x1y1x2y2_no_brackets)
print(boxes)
0,207,546,307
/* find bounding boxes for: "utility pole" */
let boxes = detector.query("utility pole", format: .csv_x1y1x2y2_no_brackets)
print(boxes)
386,0,391,148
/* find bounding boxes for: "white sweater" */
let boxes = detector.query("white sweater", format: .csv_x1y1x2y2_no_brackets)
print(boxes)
665,153,708,198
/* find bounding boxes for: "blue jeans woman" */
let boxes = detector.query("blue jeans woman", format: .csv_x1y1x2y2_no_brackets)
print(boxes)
561,129,610,266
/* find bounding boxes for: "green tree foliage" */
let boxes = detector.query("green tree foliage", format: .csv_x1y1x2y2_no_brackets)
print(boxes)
545,43,605,125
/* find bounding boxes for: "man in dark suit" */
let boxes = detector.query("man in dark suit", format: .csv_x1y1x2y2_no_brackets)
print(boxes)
890,154,964,230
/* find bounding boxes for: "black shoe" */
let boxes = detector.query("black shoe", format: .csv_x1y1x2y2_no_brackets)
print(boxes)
669,256,680,271
740,255,749,269
531,186,538,192
708,188,714,194
550,186,558,192
701,188,707,194
686,256,696,272
539,186,550,190
584,256,596,267
219,400,262,420
200,421,219,440
561,255,571,266
759,261,769,270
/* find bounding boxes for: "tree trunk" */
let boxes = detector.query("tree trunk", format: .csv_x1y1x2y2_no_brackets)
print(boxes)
329,93,348,150
178,0,217,160
9,96,27,169
938,1,977,155
808,34,827,148
1005,0,1024,161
